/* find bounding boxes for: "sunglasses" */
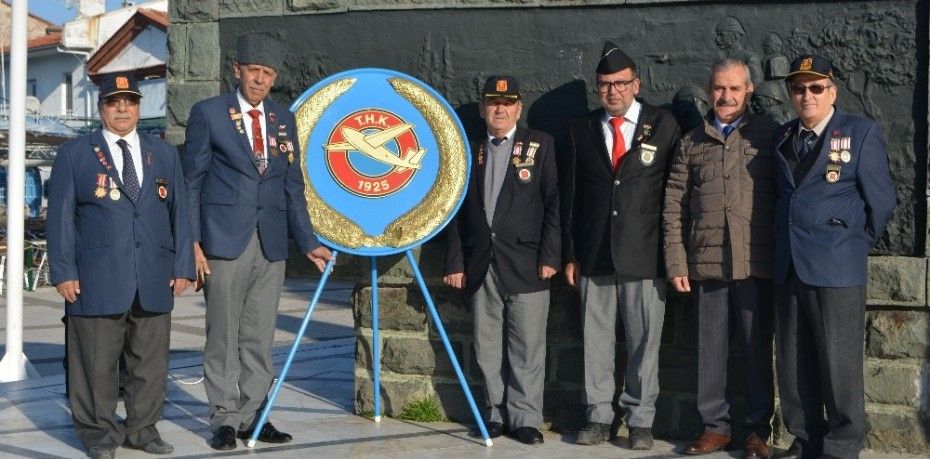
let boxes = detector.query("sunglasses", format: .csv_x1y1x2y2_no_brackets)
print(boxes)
788,83,834,96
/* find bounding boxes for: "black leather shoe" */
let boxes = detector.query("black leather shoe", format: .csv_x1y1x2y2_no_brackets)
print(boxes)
470,421,506,438
210,426,237,450
512,426,544,445
237,422,292,443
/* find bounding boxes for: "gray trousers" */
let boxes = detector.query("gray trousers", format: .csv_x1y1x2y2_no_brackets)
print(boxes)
775,269,867,458
472,264,550,430
203,231,286,430
68,298,170,450
580,274,666,428
693,278,774,438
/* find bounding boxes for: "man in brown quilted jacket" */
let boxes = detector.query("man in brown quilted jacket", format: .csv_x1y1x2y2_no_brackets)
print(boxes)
662,59,779,459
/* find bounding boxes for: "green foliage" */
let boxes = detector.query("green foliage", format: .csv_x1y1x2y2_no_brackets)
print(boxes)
397,397,445,422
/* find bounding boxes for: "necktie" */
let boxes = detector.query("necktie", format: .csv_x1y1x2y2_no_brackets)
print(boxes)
491,137,506,146
609,117,626,171
248,109,266,174
798,129,817,159
722,124,735,138
116,139,140,202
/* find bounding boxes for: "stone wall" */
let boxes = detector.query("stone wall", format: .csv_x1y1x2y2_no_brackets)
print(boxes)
170,0,930,453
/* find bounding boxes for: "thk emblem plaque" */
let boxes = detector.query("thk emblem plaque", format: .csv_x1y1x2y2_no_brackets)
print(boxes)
291,68,470,256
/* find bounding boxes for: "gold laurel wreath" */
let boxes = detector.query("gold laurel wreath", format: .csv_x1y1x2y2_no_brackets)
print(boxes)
293,76,467,249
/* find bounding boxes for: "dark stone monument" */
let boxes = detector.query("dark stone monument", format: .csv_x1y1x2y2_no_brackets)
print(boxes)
167,0,930,453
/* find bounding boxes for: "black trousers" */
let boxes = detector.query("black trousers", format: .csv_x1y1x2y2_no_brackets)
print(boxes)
775,270,867,458
68,298,171,450
693,277,775,439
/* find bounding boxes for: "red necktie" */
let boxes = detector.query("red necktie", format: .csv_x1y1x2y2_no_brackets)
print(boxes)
248,109,266,174
610,116,626,171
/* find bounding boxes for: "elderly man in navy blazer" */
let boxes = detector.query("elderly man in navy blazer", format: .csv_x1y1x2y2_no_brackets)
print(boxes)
772,55,895,459
183,32,333,451
48,72,194,459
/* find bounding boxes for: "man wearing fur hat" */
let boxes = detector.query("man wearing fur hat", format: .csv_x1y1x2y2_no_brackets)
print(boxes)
561,41,681,450
182,32,333,450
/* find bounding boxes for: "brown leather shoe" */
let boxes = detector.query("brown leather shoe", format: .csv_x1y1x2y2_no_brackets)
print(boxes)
684,430,731,455
743,433,771,459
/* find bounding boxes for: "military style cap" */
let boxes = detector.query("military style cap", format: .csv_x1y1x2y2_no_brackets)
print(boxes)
482,75,521,100
236,33,283,71
97,72,142,100
596,41,636,75
785,54,834,81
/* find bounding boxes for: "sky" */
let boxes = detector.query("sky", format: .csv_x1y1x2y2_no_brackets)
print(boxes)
28,0,128,26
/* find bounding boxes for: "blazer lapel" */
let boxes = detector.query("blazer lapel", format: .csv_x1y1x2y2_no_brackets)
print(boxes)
493,128,525,219
774,122,797,188
91,130,124,192
588,110,614,173
137,135,155,203
226,92,256,163
473,140,487,209
798,111,844,189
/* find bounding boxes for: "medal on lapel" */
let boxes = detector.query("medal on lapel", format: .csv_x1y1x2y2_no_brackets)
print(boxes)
229,107,244,134
517,167,532,182
477,144,484,166
108,177,121,200
511,141,523,166
637,123,653,143
145,151,153,167
94,146,111,170
825,164,841,183
640,144,657,166
95,173,107,199
155,178,169,200
839,137,851,163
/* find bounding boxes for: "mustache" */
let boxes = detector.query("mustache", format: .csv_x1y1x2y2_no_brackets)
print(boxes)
716,99,739,107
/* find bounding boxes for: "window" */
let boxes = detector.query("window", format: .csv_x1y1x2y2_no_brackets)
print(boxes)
27,79,37,97
63,74,73,115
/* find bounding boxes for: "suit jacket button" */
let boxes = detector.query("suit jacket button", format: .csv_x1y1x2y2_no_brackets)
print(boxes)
133,212,140,218
613,180,620,186
491,232,496,238
257,206,263,210
135,242,143,248
611,210,618,216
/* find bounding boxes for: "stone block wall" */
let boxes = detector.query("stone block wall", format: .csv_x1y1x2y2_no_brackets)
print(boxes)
343,248,930,453
170,0,930,453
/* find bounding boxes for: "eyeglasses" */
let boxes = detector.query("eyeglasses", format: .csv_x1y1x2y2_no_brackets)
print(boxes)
788,83,834,96
103,96,140,108
596,78,637,93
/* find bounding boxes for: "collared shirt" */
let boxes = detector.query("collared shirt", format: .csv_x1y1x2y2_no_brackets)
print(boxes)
713,113,746,136
102,128,143,183
601,99,642,161
794,106,835,153
801,106,835,136
483,125,518,226
237,87,268,161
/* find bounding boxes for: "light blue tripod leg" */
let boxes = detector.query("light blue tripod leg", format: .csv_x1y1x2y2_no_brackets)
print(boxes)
248,251,339,448
371,256,382,422
404,250,492,446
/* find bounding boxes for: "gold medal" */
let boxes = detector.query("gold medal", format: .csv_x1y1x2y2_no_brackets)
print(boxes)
95,187,106,198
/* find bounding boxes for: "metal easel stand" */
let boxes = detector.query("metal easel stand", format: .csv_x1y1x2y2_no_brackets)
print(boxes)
248,248,492,447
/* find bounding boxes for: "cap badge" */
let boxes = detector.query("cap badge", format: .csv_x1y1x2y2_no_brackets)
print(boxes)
116,76,129,89
799,57,813,71
496,80,508,92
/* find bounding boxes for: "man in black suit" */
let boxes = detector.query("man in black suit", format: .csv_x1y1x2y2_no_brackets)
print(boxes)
561,42,681,450
444,75,560,446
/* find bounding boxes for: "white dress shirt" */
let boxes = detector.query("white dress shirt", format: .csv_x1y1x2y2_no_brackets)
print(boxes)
102,128,143,183
237,88,268,161
601,99,642,160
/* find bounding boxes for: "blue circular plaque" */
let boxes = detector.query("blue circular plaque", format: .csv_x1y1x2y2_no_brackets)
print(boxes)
290,68,470,256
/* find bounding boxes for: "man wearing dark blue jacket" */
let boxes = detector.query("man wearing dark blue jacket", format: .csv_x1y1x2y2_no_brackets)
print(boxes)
182,33,333,451
48,72,194,459
772,55,895,459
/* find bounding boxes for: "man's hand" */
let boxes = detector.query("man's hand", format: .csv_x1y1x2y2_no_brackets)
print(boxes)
170,278,191,296
56,279,80,303
307,245,335,273
538,265,557,280
194,241,210,291
671,275,691,293
443,272,465,289
564,261,579,287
